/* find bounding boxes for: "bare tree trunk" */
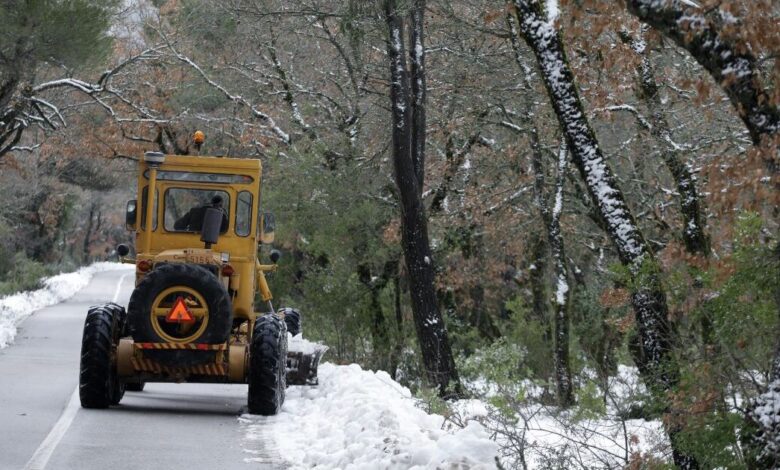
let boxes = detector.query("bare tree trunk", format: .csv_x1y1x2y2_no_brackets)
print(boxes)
550,142,573,407
384,0,461,398
507,14,573,405
509,1,696,466
409,0,426,194
531,138,574,407
621,29,709,256
624,0,779,147
82,203,97,263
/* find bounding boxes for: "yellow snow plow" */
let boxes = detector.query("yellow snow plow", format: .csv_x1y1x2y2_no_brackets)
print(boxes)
78,133,326,415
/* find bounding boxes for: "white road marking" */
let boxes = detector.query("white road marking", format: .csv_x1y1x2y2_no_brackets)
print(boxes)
22,387,80,470
23,271,131,470
113,272,132,303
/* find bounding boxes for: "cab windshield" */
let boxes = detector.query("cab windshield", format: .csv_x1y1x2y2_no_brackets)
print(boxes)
165,188,230,233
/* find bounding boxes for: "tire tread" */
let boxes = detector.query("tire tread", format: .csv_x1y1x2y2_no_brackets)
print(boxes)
247,314,287,415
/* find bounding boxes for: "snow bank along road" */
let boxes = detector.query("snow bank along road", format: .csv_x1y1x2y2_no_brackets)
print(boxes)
0,266,498,470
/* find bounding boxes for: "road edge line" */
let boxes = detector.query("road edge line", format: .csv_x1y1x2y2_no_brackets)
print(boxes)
22,386,80,470
113,272,131,303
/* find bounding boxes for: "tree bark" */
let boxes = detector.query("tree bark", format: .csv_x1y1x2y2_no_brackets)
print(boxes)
532,139,574,407
509,1,695,466
507,12,573,406
624,0,780,148
625,31,709,256
384,0,461,398
391,266,404,380
409,0,427,195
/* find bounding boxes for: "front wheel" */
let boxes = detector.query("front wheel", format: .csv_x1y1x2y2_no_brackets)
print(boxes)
79,303,125,408
247,314,287,415
279,307,301,337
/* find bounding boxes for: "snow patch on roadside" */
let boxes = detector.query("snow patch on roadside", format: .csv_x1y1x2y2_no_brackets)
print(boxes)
0,262,132,349
241,363,498,469
288,333,327,356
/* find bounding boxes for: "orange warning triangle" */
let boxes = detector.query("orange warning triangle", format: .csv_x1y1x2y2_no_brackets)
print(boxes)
166,296,194,323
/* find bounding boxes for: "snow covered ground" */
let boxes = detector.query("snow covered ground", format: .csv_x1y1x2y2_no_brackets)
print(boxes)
241,362,499,469
240,339,666,469
0,262,133,348
459,364,669,469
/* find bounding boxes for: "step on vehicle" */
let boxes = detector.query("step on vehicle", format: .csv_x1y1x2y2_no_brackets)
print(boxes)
79,132,326,415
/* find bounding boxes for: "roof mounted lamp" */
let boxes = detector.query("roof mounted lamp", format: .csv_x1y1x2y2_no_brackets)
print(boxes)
193,131,205,155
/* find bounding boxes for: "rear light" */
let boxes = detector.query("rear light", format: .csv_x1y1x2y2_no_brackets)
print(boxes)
221,264,234,276
137,259,152,272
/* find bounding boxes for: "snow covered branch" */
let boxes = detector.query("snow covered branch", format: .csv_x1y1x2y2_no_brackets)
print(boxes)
0,45,168,159
166,44,291,145
625,0,780,146
508,1,695,465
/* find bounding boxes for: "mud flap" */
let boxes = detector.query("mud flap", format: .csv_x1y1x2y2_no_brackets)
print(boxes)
285,338,327,386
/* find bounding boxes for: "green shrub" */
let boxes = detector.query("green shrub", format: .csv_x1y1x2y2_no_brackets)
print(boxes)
0,252,53,296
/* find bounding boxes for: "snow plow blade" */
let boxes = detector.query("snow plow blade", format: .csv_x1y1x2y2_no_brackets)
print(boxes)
286,337,328,386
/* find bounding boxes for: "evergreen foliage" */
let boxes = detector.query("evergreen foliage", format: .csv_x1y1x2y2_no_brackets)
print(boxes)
0,0,118,71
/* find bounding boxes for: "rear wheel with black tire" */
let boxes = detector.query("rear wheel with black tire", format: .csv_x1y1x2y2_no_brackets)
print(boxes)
80,304,125,408
247,314,287,415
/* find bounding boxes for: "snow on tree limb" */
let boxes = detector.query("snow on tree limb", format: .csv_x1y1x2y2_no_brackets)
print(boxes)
1,45,169,159
509,2,696,465
510,0,649,269
166,44,291,145
624,0,780,146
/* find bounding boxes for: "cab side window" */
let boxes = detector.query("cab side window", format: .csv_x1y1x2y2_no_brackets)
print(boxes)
236,191,253,237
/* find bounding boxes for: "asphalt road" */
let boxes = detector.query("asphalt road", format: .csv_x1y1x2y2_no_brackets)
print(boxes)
0,268,278,470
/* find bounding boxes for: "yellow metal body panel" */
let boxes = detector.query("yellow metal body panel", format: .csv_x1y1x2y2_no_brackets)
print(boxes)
133,154,266,321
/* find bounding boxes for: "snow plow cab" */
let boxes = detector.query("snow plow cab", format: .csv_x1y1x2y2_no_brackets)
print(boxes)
78,139,325,415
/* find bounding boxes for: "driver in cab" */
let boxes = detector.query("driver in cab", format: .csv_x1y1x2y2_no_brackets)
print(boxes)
174,195,229,233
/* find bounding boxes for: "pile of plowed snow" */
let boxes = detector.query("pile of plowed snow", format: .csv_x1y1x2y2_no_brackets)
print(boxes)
0,262,132,348
241,363,498,469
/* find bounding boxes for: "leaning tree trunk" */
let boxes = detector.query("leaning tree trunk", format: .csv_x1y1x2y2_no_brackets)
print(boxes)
624,0,780,148
625,30,709,256
507,11,574,407
509,1,696,467
384,0,461,398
